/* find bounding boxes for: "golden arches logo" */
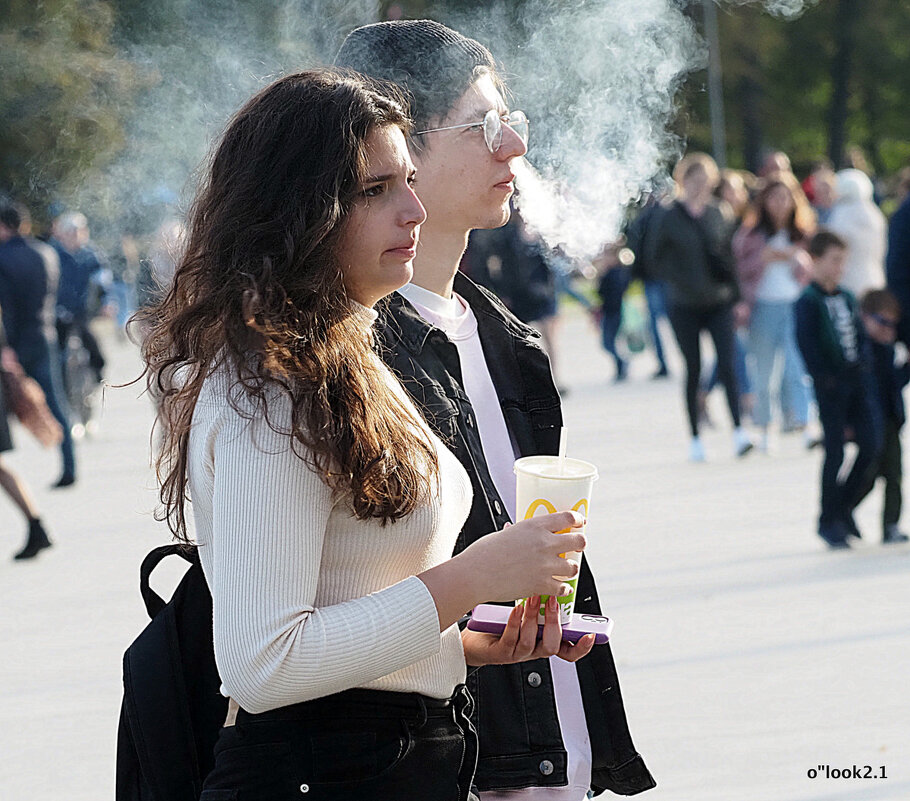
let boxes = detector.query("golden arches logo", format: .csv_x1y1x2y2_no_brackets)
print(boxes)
523,498,589,533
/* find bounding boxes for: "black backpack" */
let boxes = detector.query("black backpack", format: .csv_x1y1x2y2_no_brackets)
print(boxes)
116,544,227,801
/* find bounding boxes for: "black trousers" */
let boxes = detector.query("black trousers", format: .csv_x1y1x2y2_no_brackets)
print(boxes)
667,303,741,437
853,417,902,533
200,685,478,801
15,339,76,478
814,377,882,528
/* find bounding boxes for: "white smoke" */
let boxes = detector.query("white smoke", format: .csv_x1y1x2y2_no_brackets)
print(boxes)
66,0,815,258
724,0,819,19
439,0,818,259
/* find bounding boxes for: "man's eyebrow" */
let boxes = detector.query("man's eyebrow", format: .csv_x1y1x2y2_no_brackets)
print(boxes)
465,104,507,120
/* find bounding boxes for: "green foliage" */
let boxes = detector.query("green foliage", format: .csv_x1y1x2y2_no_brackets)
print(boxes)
0,0,141,225
686,0,910,174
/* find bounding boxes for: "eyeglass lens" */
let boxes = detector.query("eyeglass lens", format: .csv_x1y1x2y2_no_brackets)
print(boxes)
483,110,530,153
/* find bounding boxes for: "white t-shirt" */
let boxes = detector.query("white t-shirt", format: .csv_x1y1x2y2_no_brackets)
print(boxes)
755,230,801,303
397,283,593,801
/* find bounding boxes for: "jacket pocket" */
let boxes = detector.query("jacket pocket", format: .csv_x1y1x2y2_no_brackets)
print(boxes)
199,790,238,800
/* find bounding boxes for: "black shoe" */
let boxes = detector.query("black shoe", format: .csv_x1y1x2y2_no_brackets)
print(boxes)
843,513,862,539
51,473,76,489
818,522,851,549
13,519,53,560
651,366,669,379
883,525,910,544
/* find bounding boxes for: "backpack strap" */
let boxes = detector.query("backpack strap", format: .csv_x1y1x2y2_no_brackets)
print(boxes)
139,544,199,619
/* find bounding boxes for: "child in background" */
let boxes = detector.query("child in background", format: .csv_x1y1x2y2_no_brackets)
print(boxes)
795,231,882,549
852,290,910,544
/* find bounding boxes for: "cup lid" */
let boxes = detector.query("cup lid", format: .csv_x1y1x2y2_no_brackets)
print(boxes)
514,455,598,481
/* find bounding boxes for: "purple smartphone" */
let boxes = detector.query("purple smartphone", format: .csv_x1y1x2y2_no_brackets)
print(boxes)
466,604,613,644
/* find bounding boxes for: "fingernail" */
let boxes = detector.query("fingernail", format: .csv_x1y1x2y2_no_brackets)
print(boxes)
548,596,557,611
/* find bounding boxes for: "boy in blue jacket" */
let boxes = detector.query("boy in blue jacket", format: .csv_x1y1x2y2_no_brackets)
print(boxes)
795,231,882,548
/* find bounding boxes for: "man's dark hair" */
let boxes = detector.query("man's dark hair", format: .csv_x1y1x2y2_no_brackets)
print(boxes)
335,20,499,135
860,288,902,319
0,200,22,231
808,229,847,259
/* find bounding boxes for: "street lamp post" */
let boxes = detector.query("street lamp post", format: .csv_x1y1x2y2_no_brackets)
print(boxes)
702,0,727,169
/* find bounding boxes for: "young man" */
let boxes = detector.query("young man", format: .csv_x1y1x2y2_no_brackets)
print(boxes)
337,20,654,799
0,201,76,489
795,231,882,549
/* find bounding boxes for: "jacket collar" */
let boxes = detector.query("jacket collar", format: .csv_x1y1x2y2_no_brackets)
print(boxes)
379,272,536,354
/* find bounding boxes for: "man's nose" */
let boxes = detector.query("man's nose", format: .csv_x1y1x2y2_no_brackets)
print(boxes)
497,123,527,160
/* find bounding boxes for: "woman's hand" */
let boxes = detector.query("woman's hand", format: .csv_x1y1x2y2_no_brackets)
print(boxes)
418,511,586,631
462,595,596,667
463,511,587,603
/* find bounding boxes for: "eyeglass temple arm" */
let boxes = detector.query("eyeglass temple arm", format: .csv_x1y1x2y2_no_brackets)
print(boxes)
414,122,477,136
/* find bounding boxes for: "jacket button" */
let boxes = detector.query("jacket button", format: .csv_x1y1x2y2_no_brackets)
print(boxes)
493,499,502,515
466,413,475,427
539,760,554,776
300,784,309,793
527,671,542,688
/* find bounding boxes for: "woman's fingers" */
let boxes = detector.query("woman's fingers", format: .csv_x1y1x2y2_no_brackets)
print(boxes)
535,596,563,657
556,633,596,662
497,603,523,652
517,597,542,655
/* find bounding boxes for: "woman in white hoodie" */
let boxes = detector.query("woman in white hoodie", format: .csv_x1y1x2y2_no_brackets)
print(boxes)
827,168,887,296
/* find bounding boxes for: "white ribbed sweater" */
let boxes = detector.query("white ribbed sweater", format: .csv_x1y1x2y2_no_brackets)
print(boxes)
187,357,472,714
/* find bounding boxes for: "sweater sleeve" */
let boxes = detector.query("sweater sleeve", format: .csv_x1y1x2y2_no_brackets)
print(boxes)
207,402,442,713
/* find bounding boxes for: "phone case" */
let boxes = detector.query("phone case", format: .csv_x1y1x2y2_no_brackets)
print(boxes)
466,603,613,644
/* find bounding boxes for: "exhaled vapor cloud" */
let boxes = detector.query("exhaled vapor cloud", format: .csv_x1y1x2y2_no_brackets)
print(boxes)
442,0,818,258
72,0,814,258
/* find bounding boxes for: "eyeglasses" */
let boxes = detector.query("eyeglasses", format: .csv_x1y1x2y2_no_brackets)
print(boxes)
869,313,899,329
415,109,529,154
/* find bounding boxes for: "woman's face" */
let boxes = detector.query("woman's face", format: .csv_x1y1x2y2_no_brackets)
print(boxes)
337,125,427,307
721,177,748,213
764,184,795,228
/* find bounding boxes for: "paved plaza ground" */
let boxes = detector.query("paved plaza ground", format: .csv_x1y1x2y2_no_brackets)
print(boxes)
1,312,908,800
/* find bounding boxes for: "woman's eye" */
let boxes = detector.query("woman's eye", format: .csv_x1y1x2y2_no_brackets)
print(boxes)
363,184,384,198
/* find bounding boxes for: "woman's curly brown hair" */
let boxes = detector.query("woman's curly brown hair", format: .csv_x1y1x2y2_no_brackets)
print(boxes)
138,69,438,542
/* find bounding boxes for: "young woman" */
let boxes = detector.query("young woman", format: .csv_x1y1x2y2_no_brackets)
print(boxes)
140,70,591,801
733,177,815,449
650,152,752,461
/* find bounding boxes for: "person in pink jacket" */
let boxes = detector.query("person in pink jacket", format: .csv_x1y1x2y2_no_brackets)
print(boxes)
733,177,816,450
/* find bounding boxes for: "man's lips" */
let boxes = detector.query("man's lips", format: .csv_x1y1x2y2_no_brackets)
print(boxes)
495,174,516,189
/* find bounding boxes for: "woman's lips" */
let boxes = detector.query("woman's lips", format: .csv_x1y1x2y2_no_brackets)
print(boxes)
385,245,417,258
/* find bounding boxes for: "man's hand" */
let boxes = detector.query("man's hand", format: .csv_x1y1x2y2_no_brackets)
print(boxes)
462,595,596,667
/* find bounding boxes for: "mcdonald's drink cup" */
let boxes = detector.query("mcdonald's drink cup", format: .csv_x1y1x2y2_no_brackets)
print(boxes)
514,455,598,625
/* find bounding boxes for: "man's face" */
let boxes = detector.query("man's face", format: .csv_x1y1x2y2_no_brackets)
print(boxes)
411,74,527,235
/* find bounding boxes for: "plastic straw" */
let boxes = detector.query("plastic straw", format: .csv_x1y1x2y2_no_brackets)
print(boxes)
558,427,568,475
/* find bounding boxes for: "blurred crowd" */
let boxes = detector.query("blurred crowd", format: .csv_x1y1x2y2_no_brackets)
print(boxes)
0,197,184,559
462,151,910,549
3,148,910,556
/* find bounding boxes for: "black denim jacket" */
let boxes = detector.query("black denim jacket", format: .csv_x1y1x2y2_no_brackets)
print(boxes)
376,273,655,797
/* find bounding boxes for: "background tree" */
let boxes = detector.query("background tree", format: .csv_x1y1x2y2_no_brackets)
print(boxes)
0,0,139,227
